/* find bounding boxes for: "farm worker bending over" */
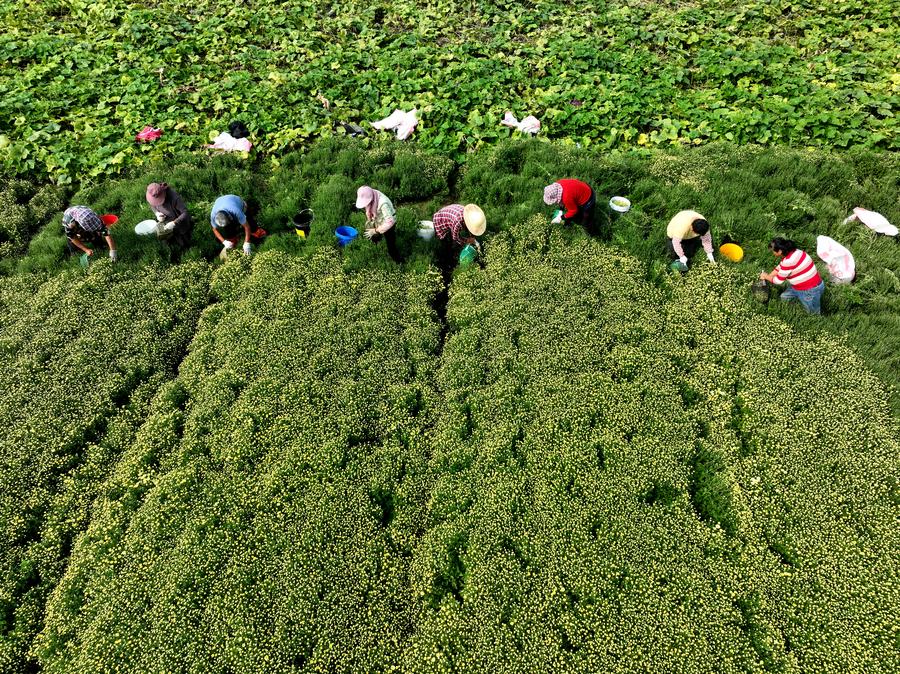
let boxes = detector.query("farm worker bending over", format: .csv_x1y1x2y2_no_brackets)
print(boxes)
433,203,486,269
433,204,486,247
210,194,266,256
62,206,117,261
667,210,715,267
146,182,193,256
356,185,402,263
543,179,597,236
759,237,824,315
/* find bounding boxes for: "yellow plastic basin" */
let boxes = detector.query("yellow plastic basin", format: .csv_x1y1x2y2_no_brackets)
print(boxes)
719,243,744,263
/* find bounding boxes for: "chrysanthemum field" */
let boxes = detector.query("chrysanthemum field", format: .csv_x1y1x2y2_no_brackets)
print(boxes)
0,139,898,673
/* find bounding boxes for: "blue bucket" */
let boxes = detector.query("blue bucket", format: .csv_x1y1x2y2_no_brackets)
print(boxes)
335,226,357,247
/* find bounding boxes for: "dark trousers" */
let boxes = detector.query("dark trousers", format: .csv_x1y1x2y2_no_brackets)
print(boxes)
666,236,702,261
371,227,403,263
221,223,265,243
66,233,107,256
163,222,193,262
564,190,598,237
436,235,458,275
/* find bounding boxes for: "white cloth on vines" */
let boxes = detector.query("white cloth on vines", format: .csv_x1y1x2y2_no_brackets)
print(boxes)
370,109,419,140
501,112,540,135
207,132,252,153
816,235,855,284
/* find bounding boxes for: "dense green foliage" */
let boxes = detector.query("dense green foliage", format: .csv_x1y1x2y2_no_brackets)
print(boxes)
0,179,64,261
459,140,900,414
0,262,209,671
407,222,898,671
0,136,897,671
10,237,896,673
1,0,897,182
36,251,442,672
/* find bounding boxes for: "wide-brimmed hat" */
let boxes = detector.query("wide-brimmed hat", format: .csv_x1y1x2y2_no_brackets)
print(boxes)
463,204,486,236
146,182,168,207
355,186,375,209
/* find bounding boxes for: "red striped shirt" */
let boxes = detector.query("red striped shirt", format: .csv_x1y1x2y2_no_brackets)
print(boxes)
433,204,466,244
774,249,822,290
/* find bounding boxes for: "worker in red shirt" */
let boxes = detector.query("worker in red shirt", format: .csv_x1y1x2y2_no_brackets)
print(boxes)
543,179,597,236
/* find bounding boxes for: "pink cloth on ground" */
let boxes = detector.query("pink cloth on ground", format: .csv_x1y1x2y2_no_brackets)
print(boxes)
135,126,162,142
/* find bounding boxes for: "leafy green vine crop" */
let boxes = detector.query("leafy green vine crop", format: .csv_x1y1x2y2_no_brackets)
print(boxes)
0,0,897,182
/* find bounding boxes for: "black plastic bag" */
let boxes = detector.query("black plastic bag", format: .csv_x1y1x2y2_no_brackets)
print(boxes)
228,121,250,139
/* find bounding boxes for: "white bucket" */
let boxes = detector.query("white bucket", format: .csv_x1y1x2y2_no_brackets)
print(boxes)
417,220,435,241
609,196,631,213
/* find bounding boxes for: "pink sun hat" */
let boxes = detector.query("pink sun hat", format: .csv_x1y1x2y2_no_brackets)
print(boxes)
146,182,168,207
355,186,375,209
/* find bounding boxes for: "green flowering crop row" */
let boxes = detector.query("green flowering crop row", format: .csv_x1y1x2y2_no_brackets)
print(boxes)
15,226,897,673
0,137,897,671
0,261,209,672
34,251,444,673
403,218,898,672
0,179,64,261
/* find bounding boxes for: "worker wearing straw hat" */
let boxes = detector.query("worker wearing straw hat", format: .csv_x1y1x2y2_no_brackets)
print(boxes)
432,203,486,269
146,182,193,259
666,210,715,268
62,205,118,261
543,179,597,236
355,185,402,263
433,204,485,244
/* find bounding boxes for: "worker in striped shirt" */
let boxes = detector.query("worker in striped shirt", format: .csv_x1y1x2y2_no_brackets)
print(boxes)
62,206,118,261
432,203,486,270
759,237,825,314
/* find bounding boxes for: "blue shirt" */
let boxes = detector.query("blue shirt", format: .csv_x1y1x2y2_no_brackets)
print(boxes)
210,195,247,228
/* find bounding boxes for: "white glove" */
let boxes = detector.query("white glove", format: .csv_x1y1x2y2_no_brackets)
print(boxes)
679,256,688,265
109,249,118,262
155,212,166,222
551,214,563,224
242,241,252,255
222,240,234,250
706,253,716,264
163,221,176,232
364,228,377,240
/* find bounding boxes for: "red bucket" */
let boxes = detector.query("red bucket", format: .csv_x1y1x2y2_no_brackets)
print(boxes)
100,214,119,227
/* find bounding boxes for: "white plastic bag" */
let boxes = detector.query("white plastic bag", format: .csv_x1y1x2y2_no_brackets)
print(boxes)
417,220,435,241
843,207,898,236
816,235,855,284
371,108,419,140
206,132,252,153
501,112,541,135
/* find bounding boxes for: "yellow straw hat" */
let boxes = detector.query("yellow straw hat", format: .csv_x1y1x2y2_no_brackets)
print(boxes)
463,204,486,236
